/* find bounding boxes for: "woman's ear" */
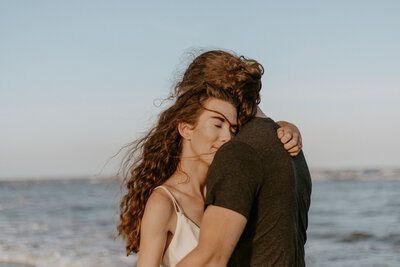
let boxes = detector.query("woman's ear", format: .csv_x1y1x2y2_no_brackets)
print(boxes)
178,122,193,140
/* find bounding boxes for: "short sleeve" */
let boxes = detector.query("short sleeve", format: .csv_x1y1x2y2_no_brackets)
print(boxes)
205,141,263,220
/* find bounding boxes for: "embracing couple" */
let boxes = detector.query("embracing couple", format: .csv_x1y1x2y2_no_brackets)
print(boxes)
118,50,312,266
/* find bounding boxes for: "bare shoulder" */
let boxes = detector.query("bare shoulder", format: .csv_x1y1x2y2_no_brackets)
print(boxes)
138,188,177,266
146,187,175,212
142,187,176,231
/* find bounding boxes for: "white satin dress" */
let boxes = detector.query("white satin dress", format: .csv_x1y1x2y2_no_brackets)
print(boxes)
154,186,200,267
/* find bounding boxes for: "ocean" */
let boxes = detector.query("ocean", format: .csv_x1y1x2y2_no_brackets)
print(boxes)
0,174,399,266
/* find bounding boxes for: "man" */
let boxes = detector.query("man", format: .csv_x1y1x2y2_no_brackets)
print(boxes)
176,51,312,267
177,104,312,266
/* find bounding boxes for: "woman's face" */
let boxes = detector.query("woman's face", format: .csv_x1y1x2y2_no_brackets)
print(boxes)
185,97,238,166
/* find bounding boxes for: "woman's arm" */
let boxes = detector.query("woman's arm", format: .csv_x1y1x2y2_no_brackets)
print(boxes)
276,121,303,156
256,107,302,156
137,189,175,267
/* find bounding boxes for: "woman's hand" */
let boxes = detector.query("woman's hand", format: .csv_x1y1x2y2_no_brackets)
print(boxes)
276,121,303,156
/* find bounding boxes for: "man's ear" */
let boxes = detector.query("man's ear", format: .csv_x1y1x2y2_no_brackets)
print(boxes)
178,122,193,140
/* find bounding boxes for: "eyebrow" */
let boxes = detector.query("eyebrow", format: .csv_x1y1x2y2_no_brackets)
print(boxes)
211,116,225,122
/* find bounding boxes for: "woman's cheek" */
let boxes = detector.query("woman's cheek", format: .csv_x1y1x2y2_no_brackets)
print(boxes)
206,127,219,142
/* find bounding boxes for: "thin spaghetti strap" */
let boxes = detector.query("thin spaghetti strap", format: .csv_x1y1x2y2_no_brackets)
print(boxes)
154,186,182,213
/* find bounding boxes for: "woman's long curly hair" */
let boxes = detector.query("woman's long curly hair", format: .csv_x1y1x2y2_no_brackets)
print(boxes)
117,50,264,255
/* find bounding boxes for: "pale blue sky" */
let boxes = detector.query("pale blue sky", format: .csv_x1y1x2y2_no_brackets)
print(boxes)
1,0,399,179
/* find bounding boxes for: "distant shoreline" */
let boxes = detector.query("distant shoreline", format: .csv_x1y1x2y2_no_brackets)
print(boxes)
1,168,399,182
310,168,400,181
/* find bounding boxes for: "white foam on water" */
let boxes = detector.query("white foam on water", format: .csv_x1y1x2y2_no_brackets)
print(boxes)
0,244,137,267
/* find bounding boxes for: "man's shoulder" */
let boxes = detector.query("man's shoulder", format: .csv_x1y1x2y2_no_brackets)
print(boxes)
216,140,258,161
210,140,263,178
235,117,279,140
232,118,282,153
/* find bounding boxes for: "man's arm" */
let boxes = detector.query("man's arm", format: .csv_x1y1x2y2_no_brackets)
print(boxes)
176,205,247,266
178,141,262,266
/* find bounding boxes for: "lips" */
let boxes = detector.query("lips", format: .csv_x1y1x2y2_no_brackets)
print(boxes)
211,146,220,152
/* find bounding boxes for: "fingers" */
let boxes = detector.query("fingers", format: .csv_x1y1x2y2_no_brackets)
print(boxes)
283,132,302,156
278,129,293,144
277,128,284,140
287,139,303,156
288,144,301,153
284,138,298,151
277,126,303,156
287,147,300,156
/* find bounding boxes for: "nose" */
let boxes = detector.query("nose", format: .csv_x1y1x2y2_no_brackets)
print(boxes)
220,128,232,144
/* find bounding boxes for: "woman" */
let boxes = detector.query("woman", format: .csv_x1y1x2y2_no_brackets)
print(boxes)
117,50,302,267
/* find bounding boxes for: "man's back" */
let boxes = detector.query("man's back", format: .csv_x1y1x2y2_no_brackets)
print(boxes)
205,117,312,266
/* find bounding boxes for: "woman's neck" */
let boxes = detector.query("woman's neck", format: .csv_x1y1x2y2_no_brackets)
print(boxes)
170,158,208,199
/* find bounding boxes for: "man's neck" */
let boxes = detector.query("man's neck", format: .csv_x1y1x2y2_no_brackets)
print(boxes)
255,106,267,118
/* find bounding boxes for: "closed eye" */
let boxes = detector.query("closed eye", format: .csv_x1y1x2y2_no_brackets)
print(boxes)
210,116,237,133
